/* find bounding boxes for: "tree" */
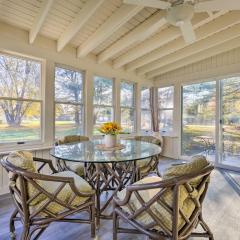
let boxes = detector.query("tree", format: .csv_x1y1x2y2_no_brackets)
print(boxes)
55,67,83,125
0,55,40,127
93,77,113,126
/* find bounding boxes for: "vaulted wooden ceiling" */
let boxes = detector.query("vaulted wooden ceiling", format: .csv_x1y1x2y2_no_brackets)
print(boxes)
0,0,240,80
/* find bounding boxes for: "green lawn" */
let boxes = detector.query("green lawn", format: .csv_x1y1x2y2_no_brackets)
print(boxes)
1,122,240,157
0,121,41,143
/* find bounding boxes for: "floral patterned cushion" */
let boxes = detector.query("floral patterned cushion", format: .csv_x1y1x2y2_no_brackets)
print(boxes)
7,151,46,205
134,136,162,147
163,155,209,186
57,135,89,176
7,151,36,172
134,136,162,170
57,135,89,145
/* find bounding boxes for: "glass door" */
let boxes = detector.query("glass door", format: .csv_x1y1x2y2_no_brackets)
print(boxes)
220,77,240,168
181,81,216,159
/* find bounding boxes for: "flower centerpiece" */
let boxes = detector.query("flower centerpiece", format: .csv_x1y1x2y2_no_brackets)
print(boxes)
99,122,122,148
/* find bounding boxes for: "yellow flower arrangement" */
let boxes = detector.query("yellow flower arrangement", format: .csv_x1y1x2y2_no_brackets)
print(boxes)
99,122,122,135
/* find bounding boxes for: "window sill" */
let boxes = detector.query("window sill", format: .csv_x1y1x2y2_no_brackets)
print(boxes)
160,131,178,138
0,143,53,155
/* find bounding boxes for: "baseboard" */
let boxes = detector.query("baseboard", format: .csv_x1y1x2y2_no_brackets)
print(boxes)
0,193,11,201
0,187,9,196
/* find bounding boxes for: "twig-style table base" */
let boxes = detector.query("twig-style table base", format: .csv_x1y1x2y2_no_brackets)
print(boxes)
50,139,162,228
85,161,136,227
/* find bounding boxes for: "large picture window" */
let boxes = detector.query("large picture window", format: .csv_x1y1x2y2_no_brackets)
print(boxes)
141,87,151,132
0,53,42,144
93,76,114,135
120,81,136,133
55,66,84,139
158,86,174,132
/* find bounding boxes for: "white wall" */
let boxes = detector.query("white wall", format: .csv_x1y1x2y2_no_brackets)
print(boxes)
154,47,240,158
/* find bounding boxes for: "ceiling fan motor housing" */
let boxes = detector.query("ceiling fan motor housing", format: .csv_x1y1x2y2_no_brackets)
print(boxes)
166,3,194,26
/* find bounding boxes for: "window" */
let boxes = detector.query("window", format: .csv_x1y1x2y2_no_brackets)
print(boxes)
55,66,84,139
158,86,174,132
181,81,216,156
120,81,136,133
0,53,42,144
93,76,114,135
141,87,151,132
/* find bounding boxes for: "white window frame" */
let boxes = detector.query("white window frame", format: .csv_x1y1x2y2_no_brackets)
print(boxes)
140,86,152,132
120,80,136,133
54,64,85,139
0,51,44,150
93,75,115,135
158,86,174,133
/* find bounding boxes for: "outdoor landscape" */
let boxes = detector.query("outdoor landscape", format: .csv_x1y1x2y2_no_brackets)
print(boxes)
182,79,240,165
1,54,240,165
0,54,136,142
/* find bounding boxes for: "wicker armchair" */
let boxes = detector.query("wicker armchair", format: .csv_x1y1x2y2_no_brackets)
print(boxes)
1,151,95,240
134,135,163,180
56,135,89,177
113,156,214,240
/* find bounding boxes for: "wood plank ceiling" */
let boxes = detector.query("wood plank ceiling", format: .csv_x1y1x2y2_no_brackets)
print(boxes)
0,0,240,80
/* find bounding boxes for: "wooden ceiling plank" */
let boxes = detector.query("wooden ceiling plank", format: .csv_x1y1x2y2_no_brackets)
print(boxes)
113,10,229,69
97,11,166,63
126,11,229,71
77,4,144,58
57,0,105,52
137,12,240,75
29,0,54,44
146,36,240,79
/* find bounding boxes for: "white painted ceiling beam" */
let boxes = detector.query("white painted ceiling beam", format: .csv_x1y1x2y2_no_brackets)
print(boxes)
57,0,105,52
113,10,228,69
126,11,231,72
97,11,167,63
146,36,240,79
142,24,240,77
77,5,143,58
112,13,210,69
29,0,54,44
137,12,240,75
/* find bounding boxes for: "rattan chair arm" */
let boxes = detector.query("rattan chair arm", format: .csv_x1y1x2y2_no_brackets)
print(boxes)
33,157,58,173
113,180,170,206
27,172,94,198
2,158,94,198
114,164,214,206
68,181,95,198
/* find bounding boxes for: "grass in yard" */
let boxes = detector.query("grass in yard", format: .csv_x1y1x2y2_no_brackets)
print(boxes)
0,121,41,143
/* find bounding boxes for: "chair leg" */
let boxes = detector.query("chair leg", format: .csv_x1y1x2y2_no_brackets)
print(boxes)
21,225,30,240
199,214,214,240
90,203,96,238
10,208,18,239
30,225,48,240
113,210,119,240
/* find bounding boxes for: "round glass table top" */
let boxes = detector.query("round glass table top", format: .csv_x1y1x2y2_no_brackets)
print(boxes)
50,139,161,163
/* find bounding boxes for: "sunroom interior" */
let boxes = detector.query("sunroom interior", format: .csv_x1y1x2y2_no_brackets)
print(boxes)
0,0,240,240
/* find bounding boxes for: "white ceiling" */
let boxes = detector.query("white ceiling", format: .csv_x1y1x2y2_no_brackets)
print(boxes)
0,0,240,80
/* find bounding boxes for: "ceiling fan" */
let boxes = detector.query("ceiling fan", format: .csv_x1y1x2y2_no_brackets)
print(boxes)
123,0,240,44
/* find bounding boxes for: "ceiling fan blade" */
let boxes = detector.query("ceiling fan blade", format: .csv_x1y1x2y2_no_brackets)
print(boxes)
123,0,171,9
179,20,196,44
195,0,240,12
